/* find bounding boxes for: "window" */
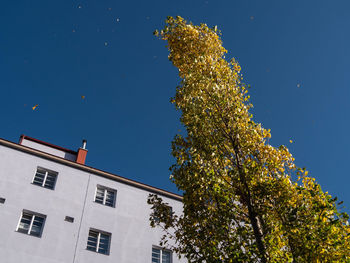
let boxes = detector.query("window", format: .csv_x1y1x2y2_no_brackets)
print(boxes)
17,211,46,237
86,229,111,255
94,186,116,207
152,247,172,263
32,167,58,190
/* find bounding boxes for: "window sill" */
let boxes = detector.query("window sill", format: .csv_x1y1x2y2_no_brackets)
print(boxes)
86,248,110,256
16,230,42,238
93,201,115,208
31,182,55,191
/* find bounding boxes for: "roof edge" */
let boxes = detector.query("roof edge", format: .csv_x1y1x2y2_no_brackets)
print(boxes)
0,137,182,201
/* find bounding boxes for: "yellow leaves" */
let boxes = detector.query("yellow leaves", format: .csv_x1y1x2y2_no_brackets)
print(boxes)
289,140,293,143
32,104,38,110
233,64,241,72
153,29,159,36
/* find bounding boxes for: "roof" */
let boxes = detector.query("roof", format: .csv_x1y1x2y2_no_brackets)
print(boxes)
0,137,182,201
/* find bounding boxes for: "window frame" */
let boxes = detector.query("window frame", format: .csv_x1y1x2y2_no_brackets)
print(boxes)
32,167,58,190
152,246,172,263
16,210,46,238
86,228,111,255
94,185,117,208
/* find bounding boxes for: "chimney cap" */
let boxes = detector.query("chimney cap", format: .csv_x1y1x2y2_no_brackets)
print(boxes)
81,139,87,150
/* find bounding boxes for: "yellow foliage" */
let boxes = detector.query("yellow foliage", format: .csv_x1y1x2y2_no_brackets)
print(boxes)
149,16,350,263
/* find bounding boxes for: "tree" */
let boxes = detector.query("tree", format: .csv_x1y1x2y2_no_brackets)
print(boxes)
148,16,350,262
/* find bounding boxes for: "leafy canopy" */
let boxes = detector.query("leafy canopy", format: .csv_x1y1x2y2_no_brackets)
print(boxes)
148,16,350,263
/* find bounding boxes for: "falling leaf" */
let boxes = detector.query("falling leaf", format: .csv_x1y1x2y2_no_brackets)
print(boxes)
81,95,85,99
32,104,38,110
289,140,293,143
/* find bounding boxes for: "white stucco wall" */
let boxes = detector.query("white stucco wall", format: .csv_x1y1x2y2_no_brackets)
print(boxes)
0,144,185,263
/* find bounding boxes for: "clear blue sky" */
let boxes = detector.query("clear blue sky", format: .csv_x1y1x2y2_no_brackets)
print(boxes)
1,1,349,212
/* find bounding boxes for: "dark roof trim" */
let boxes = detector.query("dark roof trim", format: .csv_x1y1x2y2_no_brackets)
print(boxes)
19,135,77,155
0,138,182,201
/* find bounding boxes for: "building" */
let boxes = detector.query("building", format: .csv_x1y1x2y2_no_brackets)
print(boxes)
0,135,184,263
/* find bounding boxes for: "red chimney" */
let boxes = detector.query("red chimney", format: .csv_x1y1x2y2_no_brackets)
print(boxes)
76,139,88,165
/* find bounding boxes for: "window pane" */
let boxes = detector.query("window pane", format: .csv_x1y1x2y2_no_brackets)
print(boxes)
33,170,45,186
152,248,161,263
44,172,57,189
30,216,44,237
162,250,171,263
95,187,105,204
105,190,115,207
87,230,98,251
98,233,110,254
18,213,32,234
87,230,110,255
33,168,58,190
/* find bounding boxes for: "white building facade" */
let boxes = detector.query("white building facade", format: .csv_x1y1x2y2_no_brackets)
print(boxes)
0,135,184,263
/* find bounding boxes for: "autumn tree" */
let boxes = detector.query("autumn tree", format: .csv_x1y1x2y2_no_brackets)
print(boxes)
148,16,350,262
